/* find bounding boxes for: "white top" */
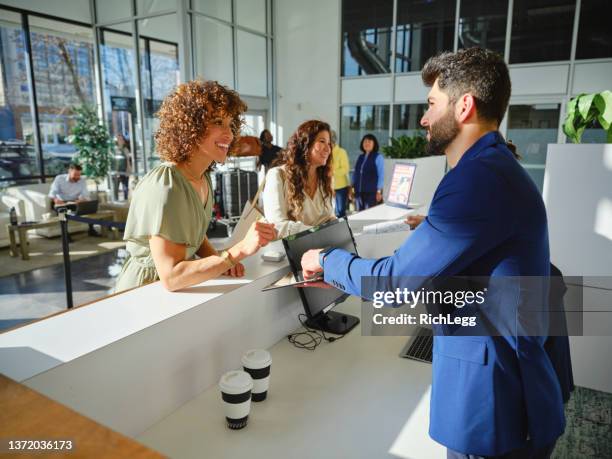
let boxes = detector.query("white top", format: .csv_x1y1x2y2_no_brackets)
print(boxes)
48,173,90,201
262,166,334,238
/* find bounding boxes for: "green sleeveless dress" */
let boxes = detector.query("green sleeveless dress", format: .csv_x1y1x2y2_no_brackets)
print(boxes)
114,162,213,292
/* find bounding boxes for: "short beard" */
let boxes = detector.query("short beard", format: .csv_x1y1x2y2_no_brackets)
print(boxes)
426,107,460,156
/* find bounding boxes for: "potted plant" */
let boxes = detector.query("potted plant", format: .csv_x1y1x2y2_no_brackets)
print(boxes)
562,90,612,143
68,105,113,197
381,134,428,159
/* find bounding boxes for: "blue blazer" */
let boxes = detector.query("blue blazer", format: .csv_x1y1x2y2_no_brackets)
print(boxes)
322,132,566,456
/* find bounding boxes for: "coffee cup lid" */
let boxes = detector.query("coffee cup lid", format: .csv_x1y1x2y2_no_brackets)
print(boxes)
219,370,253,394
241,349,272,370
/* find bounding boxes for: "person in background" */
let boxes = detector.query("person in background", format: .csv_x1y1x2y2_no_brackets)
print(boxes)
331,130,350,218
352,134,384,210
114,133,132,201
114,80,276,293
48,163,98,237
262,120,335,239
258,129,282,172
49,163,89,206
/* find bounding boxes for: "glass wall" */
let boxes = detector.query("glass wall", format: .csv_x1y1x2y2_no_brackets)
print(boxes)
576,0,612,60
342,0,393,76
0,10,40,184
507,104,560,192
393,104,427,138
340,105,390,163
395,0,455,73
99,26,140,174
509,0,575,64
138,14,180,169
458,0,507,55
29,16,96,176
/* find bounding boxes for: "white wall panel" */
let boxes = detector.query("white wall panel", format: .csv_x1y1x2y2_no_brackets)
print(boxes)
394,73,428,103
572,62,612,95
341,76,392,105
509,64,569,96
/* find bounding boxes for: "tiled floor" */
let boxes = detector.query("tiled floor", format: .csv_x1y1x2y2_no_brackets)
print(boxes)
0,249,123,331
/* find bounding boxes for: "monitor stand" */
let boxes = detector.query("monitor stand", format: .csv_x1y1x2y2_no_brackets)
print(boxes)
305,311,359,335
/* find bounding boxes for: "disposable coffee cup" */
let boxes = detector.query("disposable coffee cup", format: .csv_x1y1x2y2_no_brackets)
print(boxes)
241,349,272,402
219,370,253,429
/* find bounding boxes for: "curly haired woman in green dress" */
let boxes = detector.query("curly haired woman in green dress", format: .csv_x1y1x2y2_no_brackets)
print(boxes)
115,80,276,292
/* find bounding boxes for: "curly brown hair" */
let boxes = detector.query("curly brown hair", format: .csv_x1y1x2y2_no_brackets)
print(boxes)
154,80,247,164
277,120,333,221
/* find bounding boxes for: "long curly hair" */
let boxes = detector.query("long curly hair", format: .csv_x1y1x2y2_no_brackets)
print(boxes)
154,80,247,166
277,120,333,221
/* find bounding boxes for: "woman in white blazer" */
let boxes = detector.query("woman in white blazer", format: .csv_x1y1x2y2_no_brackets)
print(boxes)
262,120,335,239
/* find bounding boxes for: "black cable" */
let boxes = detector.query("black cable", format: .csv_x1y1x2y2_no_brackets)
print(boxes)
287,313,345,350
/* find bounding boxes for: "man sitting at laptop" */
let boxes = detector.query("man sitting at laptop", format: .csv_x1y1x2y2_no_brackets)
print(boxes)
49,163,99,236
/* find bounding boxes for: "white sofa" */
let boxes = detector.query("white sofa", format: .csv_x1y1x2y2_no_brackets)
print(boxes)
0,194,26,248
5,182,91,237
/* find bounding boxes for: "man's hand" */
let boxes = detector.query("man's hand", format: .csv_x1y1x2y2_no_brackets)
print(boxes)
301,248,324,279
376,190,383,203
53,198,65,206
405,214,425,230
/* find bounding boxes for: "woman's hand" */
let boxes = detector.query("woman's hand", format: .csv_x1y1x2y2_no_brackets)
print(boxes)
223,262,245,277
405,214,425,230
233,221,277,258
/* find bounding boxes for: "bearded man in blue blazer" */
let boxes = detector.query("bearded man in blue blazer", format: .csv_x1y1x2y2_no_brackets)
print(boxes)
301,48,566,459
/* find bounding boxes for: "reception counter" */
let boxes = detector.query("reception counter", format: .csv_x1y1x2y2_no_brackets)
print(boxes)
1,205,442,458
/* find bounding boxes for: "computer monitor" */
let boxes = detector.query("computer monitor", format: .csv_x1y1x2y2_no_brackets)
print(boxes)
386,162,417,208
282,218,360,335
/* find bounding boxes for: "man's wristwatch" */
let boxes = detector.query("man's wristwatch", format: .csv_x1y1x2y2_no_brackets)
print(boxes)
318,248,332,270
220,250,237,268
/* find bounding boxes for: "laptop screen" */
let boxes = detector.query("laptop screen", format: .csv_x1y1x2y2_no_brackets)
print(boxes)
282,218,357,318
386,162,417,208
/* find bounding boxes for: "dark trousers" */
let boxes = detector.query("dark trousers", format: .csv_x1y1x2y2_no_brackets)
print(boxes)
355,191,377,211
334,187,349,218
446,440,557,459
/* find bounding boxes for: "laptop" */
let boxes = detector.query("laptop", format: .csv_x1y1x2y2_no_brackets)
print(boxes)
386,162,417,209
75,200,99,215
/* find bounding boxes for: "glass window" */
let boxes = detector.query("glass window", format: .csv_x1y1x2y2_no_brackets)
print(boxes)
0,10,40,182
395,0,456,73
137,0,176,15
191,0,232,22
100,26,142,175
342,0,393,76
507,104,560,192
236,30,267,97
236,0,266,33
1,0,91,24
96,0,132,24
393,104,427,137
340,105,390,164
510,0,575,64
576,0,612,60
458,0,508,56
29,16,96,178
139,15,179,169
192,15,234,88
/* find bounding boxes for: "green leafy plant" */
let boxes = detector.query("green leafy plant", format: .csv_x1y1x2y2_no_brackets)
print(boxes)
563,90,612,143
68,105,112,185
381,134,428,159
